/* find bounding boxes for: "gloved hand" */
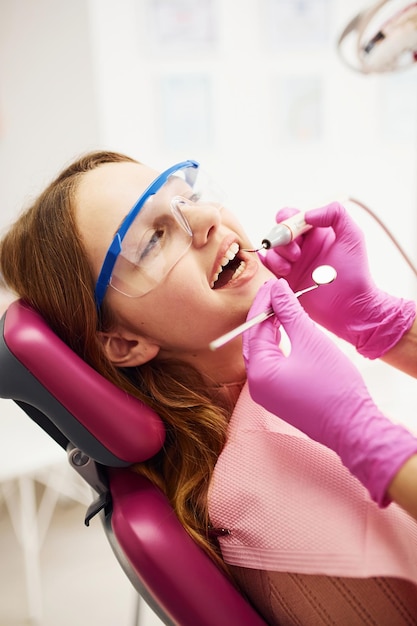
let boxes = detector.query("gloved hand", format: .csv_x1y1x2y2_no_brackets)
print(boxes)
261,202,416,359
242,278,417,506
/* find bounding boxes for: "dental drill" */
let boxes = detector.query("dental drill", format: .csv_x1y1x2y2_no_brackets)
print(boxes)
243,212,312,252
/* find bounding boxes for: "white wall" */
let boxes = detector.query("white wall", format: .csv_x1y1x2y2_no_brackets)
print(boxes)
0,0,100,226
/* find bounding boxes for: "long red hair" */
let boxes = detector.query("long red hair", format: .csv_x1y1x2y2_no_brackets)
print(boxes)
0,151,231,573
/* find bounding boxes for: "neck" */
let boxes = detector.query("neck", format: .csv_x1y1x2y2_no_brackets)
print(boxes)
157,334,247,404
193,339,247,408
189,336,247,386
209,377,246,408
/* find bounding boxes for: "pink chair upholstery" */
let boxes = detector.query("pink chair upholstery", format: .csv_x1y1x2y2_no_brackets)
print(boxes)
0,300,267,626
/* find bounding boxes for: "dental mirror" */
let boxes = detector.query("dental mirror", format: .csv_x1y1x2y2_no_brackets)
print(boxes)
209,264,337,351
311,264,337,287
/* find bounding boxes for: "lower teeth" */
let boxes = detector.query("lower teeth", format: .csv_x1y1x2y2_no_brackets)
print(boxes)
231,261,246,280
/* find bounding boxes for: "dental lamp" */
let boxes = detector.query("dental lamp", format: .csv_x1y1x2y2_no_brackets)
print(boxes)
337,0,417,73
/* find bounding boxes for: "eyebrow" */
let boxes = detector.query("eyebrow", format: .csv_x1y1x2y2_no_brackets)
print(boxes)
114,175,190,236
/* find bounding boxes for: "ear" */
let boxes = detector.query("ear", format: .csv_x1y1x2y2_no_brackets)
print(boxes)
97,330,160,367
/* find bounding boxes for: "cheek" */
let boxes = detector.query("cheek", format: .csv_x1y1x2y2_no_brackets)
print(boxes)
155,275,221,339
141,272,209,336
221,208,255,246
164,279,208,326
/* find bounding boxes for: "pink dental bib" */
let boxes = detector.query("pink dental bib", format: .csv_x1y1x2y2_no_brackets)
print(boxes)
208,383,417,583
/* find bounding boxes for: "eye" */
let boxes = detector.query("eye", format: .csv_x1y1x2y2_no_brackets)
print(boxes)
138,228,165,263
173,192,200,205
138,228,165,262
188,192,201,202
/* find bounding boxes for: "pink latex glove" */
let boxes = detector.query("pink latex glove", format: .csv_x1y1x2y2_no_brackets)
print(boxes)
242,278,417,506
261,202,416,359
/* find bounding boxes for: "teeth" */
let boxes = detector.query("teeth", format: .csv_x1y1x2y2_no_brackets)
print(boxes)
231,261,246,281
224,242,239,262
211,242,243,288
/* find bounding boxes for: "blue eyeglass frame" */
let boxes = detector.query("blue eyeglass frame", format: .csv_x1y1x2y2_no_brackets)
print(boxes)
94,159,199,311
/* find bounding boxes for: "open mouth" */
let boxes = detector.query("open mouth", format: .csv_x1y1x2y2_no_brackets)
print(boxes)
211,242,247,289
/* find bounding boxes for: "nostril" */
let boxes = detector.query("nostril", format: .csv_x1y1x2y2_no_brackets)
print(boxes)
207,225,216,239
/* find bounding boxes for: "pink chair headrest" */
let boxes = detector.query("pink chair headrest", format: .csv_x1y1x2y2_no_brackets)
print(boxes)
3,300,165,463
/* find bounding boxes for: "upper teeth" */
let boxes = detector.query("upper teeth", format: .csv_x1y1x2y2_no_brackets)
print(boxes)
211,242,242,287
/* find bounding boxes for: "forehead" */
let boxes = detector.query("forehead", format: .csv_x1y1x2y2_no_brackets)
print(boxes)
74,161,160,273
75,161,160,232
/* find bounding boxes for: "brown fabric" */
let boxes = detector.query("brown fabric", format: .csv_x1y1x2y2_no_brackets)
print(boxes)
230,566,417,625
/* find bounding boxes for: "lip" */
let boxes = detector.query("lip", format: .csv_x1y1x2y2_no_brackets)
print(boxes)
210,235,259,290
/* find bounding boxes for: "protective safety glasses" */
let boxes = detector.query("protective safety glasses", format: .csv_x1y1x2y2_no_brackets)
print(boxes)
94,160,221,311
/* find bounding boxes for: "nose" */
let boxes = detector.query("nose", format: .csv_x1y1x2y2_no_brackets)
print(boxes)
178,199,222,248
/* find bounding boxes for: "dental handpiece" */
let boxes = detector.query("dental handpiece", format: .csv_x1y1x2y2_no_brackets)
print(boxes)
261,212,312,249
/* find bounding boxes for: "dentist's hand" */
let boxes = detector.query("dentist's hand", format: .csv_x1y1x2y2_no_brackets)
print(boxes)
261,202,416,359
242,278,417,507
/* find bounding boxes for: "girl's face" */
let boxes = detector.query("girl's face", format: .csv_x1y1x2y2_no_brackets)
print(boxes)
75,161,273,383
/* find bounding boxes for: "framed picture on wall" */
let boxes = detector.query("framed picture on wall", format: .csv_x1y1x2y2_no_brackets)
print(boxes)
158,73,213,152
146,0,217,54
379,71,417,143
274,74,324,142
263,0,333,49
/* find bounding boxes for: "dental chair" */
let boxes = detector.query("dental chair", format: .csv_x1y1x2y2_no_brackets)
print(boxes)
0,299,268,626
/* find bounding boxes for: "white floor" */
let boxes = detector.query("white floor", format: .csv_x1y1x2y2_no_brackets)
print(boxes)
0,399,163,626
0,485,164,626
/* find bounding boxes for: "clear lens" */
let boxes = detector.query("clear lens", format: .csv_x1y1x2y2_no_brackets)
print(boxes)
108,164,222,299
170,196,193,236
